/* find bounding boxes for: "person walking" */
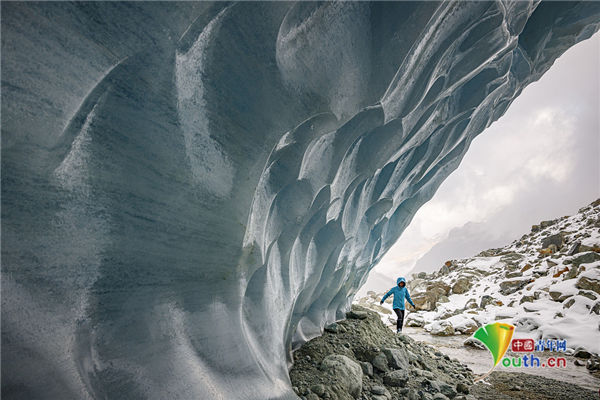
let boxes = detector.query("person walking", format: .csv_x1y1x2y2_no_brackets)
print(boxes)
380,277,415,333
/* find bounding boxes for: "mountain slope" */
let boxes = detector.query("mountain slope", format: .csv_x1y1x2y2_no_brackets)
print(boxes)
357,199,600,355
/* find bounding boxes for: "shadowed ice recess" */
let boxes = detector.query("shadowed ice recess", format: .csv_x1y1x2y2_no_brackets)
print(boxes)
2,2,599,399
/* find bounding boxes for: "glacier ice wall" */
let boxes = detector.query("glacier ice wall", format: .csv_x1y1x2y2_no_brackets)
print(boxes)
2,2,599,399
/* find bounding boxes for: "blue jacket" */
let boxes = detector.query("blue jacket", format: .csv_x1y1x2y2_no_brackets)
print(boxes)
381,277,415,310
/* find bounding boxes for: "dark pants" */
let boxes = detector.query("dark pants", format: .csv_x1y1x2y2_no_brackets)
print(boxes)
393,308,405,331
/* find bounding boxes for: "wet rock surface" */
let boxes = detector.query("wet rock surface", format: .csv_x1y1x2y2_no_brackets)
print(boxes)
470,371,597,400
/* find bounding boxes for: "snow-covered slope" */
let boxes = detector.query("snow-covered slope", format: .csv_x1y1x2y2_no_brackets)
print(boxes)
357,199,600,354
2,2,600,399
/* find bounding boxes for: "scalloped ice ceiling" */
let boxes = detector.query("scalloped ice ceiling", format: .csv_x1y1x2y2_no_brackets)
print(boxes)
2,2,599,399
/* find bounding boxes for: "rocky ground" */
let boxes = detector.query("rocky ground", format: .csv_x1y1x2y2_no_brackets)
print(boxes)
289,305,474,400
356,199,600,361
289,305,598,399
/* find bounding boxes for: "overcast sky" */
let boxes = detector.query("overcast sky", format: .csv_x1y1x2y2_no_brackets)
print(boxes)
359,33,600,295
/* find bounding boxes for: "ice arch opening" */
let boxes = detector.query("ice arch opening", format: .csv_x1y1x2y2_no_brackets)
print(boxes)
2,2,599,399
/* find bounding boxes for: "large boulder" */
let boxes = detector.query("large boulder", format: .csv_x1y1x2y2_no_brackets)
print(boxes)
428,282,451,297
405,312,425,327
452,277,472,294
412,292,439,311
429,321,455,336
541,233,564,249
320,354,363,399
408,278,427,292
453,318,479,335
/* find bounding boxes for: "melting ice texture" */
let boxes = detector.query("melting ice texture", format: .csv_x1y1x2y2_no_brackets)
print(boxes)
2,2,599,399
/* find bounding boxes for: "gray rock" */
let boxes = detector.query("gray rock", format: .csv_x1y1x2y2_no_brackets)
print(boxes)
421,378,441,392
306,394,319,400
359,361,373,377
406,313,425,327
573,349,591,359
586,356,600,371
325,323,339,333
549,291,563,302
463,298,478,309
320,354,363,398
311,384,326,396
463,337,485,350
564,266,581,280
430,321,454,336
418,272,427,279
479,295,495,309
437,380,457,398
346,310,368,320
578,290,597,300
412,292,439,311
499,279,529,295
540,219,556,228
454,318,478,335
515,316,540,331
541,233,564,250
371,385,387,395
397,334,414,345
563,298,575,308
591,302,600,315
576,276,600,295
383,370,409,387
432,394,449,400
382,347,410,370
371,352,389,372
452,277,472,294
567,241,581,256
456,383,469,394
505,271,523,278
572,251,600,266
519,295,535,304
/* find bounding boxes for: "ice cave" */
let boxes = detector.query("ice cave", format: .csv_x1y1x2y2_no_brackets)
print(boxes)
2,2,599,399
